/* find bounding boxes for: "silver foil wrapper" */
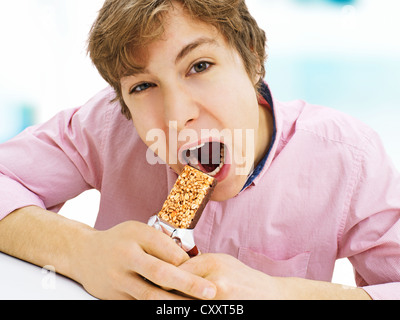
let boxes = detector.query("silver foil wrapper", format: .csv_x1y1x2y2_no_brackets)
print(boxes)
148,215,199,257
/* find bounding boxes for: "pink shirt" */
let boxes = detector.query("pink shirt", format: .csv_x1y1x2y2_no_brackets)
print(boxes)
1,86,400,300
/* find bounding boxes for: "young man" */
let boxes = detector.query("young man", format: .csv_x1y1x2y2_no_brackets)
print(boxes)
0,0,399,300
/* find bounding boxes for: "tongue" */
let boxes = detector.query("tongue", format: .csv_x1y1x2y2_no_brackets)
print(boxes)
198,142,221,173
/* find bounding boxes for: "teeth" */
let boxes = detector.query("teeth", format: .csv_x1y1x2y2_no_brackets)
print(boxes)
189,143,205,151
183,142,226,177
208,146,225,177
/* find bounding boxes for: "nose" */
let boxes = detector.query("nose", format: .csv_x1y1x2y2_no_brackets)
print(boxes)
163,84,199,131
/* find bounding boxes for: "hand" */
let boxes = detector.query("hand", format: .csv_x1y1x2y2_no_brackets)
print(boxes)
178,253,281,300
73,221,217,300
179,253,373,300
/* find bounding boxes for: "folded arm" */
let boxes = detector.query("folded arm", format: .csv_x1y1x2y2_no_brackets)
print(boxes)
0,206,216,300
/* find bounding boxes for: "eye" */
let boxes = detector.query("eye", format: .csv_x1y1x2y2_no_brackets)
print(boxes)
130,82,156,94
188,61,213,76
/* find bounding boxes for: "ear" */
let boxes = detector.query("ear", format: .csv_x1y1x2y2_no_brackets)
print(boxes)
254,73,262,86
253,64,262,86
250,48,263,85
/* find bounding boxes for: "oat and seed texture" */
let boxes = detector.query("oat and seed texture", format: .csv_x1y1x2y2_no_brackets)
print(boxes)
158,166,217,229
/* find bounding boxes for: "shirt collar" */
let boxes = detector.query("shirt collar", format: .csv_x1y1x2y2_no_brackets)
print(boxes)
241,82,277,191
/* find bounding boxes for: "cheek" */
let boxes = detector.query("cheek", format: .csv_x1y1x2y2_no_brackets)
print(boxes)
127,94,165,136
202,62,258,124
204,83,259,130
132,117,170,165
130,105,179,165
130,108,166,153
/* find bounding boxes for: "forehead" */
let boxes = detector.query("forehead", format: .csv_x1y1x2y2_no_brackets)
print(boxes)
129,3,226,66
162,3,219,39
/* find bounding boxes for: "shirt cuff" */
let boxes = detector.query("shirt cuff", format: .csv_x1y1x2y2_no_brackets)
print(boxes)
362,283,400,300
0,175,45,221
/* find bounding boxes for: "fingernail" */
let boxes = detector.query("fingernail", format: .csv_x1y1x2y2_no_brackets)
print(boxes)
202,287,216,299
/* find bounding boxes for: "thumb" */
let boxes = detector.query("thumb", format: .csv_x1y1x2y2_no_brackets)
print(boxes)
179,254,218,299
178,253,214,277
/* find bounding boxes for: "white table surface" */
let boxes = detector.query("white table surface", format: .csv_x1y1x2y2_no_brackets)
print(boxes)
0,252,96,300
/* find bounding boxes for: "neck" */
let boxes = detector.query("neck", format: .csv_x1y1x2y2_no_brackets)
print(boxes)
255,103,274,168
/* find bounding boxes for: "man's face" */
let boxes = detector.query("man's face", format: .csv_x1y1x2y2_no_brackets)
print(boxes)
121,4,270,201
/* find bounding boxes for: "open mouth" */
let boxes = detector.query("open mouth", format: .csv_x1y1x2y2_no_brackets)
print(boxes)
181,142,227,178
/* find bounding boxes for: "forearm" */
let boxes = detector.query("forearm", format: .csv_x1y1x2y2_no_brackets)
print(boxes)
0,207,216,300
278,277,372,300
0,206,94,282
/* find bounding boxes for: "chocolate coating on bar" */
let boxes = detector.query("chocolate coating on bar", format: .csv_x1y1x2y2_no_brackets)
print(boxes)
158,166,217,229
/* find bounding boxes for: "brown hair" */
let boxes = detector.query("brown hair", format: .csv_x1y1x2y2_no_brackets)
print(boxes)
88,0,267,120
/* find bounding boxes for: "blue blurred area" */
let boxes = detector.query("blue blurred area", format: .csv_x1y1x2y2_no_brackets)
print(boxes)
0,96,35,144
0,0,106,144
0,85,36,143
297,0,356,4
267,56,400,113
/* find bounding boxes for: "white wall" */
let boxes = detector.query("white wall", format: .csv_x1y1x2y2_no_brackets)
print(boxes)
0,0,107,124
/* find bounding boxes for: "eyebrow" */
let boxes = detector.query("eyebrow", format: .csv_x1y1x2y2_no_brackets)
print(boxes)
175,37,219,64
125,37,219,77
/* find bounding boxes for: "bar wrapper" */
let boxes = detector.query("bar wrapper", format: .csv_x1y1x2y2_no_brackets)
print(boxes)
148,165,217,257
148,215,199,257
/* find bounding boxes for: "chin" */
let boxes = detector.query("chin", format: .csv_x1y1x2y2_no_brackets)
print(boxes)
209,174,248,202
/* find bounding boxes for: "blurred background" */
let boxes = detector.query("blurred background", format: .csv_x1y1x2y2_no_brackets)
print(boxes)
0,0,399,287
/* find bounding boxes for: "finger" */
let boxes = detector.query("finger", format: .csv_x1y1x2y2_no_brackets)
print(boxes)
139,224,190,266
178,254,214,277
136,253,217,300
124,273,192,300
163,252,211,291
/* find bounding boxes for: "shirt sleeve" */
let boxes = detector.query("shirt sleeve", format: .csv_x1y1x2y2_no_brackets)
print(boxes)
338,129,400,300
0,87,112,220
